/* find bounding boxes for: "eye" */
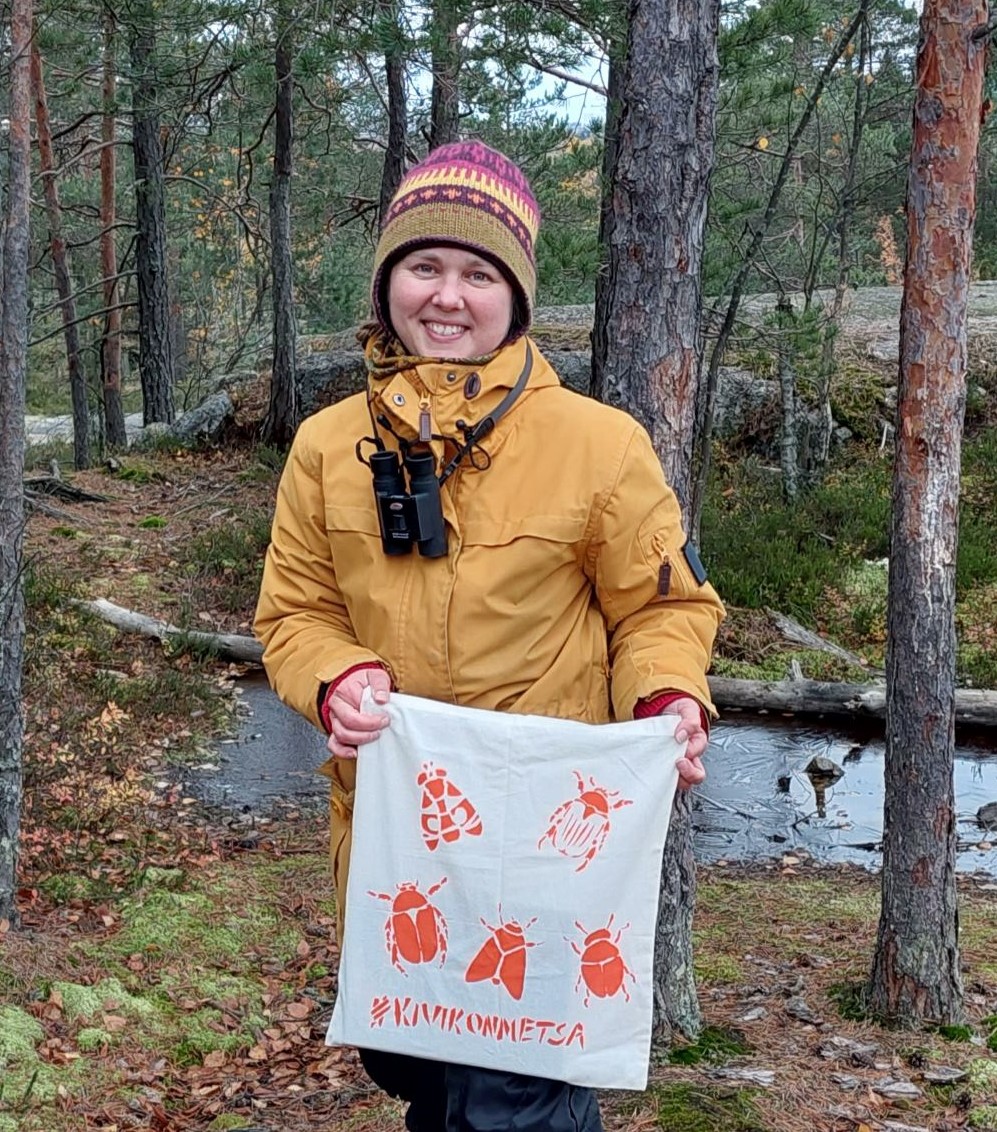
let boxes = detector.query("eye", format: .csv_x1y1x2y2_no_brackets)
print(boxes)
468,269,494,284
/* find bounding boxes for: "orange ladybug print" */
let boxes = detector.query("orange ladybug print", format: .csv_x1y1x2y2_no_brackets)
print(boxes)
417,762,483,851
464,910,539,1001
537,770,633,872
368,877,449,973
569,915,635,1007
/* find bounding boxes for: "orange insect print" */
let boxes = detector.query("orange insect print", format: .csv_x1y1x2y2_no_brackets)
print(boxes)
464,909,539,1001
369,877,449,974
537,770,633,872
417,762,483,851
569,915,635,1007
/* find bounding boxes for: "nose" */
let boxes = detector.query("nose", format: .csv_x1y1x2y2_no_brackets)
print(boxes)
433,272,465,310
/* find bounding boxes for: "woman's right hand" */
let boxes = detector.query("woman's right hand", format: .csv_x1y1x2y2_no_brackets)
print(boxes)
325,667,392,759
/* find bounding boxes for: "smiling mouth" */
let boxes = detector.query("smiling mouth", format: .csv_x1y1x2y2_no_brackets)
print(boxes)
424,321,467,338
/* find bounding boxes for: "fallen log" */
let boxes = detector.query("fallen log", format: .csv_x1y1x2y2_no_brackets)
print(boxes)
75,598,264,664
75,599,997,728
708,676,997,729
764,607,884,677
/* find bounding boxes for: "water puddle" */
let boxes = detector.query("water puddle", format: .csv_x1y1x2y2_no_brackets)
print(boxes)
192,674,997,876
697,714,997,874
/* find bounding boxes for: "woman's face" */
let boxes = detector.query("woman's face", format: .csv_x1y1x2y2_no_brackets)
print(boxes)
387,245,515,359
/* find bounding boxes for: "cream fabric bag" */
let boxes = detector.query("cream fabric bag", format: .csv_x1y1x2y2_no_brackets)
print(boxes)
326,692,681,1089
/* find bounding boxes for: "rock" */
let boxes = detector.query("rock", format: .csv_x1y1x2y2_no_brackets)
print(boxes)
293,337,832,464
881,1122,930,1132
833,426,854,444
736,1006,768,1023
977,802,997,830
167,391,234,443
784,996,822,1024
867,335,900,362
818,1036,881,1062
922,1066,968,1085
873,1078,923,1100
709,1067,776,1086
830,1073,861,1090
882,385,899,412
804,756,845,783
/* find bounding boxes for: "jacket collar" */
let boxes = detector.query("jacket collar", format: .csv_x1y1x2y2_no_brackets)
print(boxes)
366,337,560,457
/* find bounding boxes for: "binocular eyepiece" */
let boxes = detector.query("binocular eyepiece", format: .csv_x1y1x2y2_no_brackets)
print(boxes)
370,448,447,558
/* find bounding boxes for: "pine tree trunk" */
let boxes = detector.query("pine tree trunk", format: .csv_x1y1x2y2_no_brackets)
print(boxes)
0,0,31,925
262,0,299,448
101,9,127,449
31,38,90,470
592,0,721,1041
429,0,460,150
129,3,175,425
867,0,986,1027
378,0,407,228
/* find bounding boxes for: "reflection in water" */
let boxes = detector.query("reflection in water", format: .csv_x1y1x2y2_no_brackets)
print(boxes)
198,675,997,877
698,715,997,874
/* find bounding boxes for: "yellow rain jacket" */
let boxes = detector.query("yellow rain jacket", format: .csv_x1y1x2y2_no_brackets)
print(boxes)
255,336,725,932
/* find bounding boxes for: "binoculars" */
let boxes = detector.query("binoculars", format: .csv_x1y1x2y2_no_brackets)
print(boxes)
369,448,447,558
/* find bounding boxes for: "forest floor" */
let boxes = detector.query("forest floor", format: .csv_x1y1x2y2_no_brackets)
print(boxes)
4,419,997,1131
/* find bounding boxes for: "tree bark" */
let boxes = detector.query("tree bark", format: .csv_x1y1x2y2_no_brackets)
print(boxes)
775,296,799,503
867,0,986,1028
593,0,720,1042
31,36,91,471
0,0,32,925
101,8,127,449
129,1,176,425
262,0,299,448
429,0,461,149
378,0,407,228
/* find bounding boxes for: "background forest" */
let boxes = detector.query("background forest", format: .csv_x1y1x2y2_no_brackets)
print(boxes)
6,0,966,415
2,3,997,1131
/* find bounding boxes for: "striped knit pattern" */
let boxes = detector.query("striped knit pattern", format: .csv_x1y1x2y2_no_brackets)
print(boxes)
372,142,540,339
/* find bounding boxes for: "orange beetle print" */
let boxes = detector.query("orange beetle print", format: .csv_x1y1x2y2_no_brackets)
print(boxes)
464,909,539,1001
537,770,633,872
569,915,635,1007
417,762,483,851
369,877,449,973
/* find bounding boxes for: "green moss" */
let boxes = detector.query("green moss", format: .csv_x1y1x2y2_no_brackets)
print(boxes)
0,1008,80,1107
969,1058,997,1097
206,1117,257,1131
0,1006,44,1061
668,1026,751,1066
936,1023,973,1043
828,981,870,1022
969,1106,997,1130
652,1083,766,1131
54,978,155,1023
695,953,744,985
138,866,186,891
38,873,106,903
76,1028,112,1052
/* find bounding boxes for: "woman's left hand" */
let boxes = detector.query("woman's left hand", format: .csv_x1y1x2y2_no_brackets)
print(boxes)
661,696,709,790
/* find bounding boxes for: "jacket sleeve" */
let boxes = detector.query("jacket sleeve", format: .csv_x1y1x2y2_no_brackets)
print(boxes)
254,422,388,730
587,423,725,722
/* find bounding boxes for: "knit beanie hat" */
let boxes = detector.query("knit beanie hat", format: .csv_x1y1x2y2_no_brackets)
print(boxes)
371,141,541,342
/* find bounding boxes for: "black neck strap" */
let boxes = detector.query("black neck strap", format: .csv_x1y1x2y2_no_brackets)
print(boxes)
437,342,534,486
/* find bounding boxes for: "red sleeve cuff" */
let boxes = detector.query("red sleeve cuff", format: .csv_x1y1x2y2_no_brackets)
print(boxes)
318,663,388,734
633,691,709,735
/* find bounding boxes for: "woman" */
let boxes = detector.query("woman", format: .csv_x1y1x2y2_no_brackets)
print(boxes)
255,141,725,1132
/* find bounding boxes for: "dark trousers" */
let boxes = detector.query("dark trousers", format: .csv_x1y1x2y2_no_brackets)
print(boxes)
359,1048,604,1132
